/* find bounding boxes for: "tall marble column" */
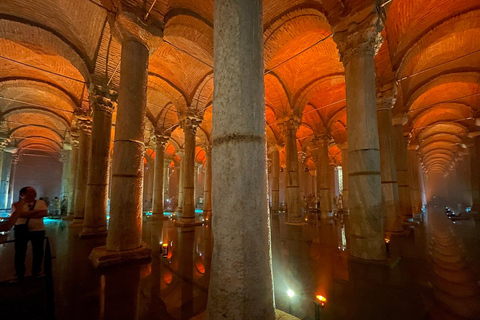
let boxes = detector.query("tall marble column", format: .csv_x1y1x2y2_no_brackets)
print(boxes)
71,118,92,227
176,117,202,227
152,135,169,218
408,146,422,214
469,132,480,211
207,0,275,318
66,132,80,219
377,85,402,233
90,14,161,267
270,147,280,212
8,151,19,209
203,146,212,220
392,114,412,218
81,87,116,237
280,117,303,224
333,13,386,260
312,136,332,218
338,142,349,213
60,149,71,200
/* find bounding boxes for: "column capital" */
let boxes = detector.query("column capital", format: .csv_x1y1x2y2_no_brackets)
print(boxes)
77,118,93,135
333,12,383,66
90,85,117,115
311,134,330,147
112,10,163,52
154,134,170,147
392,113,409,126
376,84,397,111
11,152,19,164
0,137,10,149
179,116,202,135
277,116,301,135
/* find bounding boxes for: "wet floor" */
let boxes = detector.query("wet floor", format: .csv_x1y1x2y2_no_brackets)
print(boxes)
0,205,479,320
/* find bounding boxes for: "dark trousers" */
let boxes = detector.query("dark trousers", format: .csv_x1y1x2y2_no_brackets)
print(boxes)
14,226,45,277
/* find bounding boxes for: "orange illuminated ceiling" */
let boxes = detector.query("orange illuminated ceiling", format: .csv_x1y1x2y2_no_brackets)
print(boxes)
0,0,479,175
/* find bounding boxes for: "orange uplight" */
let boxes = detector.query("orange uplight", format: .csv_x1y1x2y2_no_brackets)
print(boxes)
162,243,168,248
384,238,390,244
316,295,327,302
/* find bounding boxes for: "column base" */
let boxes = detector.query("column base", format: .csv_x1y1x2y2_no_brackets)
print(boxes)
68,218,84,228
348,254,401,269
89,242,151,269
174,219,204,227
79,227,108,239
62,215,74,221
285,221,306,226
150,213,169,220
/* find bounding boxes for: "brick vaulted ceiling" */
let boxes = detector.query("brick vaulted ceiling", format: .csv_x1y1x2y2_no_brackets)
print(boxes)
0,0,479,177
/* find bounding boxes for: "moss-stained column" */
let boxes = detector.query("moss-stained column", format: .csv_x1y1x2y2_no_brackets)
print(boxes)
208,0,275,318
270,147,280,212
333,12,386,260
81,87,116,237
392,114,412,218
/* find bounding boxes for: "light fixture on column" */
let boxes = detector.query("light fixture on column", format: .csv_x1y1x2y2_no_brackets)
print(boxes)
314,295,327,320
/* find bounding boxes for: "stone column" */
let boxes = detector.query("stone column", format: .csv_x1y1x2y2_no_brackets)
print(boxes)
90,15,161,266
279,117,303,224
163,158,170,208
338,143,349,213
333,13,386,260
71,118,92,227
66,133,80,219
270,147,280,212
0,139,7,193
152,135,169,218
203,146,212,220
392,114,412,218
176,151,184,212
60,149,71,199
176,117,201,227
8,151,19,208
81,88,116,237
408,146,422,214
207,0,275,318
468,132,480,211
377,85,402,233
0,151,11,210
312,136,332,218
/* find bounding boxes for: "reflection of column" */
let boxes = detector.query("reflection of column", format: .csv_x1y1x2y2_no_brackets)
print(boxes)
377,85,402,233
203,147,212,220
176,117,202,227
152,135,168,218
104,265,141,320
333,13,386,260
8,152,19,209
312,136,331,218
81,87,116,237
90,16,160,266
71,118,92,226
207,0,275,317
271,147,280,211
179,228,195,319
338,143,349,213
66,133,80,218
392,114,412,218
280,117,303,224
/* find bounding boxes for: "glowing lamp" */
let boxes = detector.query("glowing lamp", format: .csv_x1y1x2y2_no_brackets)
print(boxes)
316,295,326,303
314,294,327,319
287,289,295,298
161,243,169,258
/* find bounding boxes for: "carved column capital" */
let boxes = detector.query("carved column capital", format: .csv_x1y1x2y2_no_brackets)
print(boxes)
77,118,93,135
180,116,202,135
333,12,383,66
392,113,409,126
90,85,117,114
278,116,301,135
0,137,10,149
154,134,170,148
